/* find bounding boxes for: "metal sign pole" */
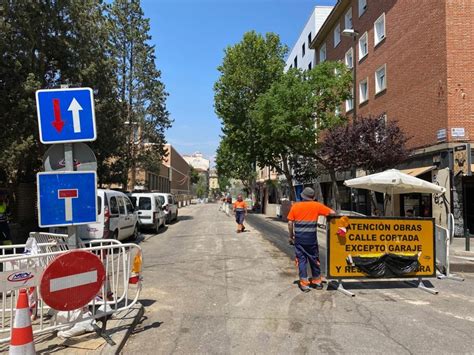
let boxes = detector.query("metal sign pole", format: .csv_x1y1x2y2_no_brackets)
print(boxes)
64,142,79,249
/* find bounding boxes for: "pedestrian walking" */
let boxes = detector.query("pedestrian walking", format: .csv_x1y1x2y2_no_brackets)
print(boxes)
0,194,11,243
233,194,247,233
287,187,335,292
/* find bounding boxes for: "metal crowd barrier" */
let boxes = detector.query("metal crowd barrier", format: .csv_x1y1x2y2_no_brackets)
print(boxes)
0,233,142,343
435,223,464,281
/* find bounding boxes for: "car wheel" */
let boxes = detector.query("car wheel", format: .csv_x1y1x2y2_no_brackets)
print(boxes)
112,230,119,240
174,210,178,221
131,224,139,241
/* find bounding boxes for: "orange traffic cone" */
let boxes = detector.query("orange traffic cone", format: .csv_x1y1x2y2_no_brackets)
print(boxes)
9,289,35,354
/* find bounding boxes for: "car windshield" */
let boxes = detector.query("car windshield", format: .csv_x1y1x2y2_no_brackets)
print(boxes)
130,196,137,208
158,196,165,204
138,197,152,210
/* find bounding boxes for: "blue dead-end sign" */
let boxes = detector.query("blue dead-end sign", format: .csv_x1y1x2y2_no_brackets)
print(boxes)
36,88,96,143
37,171,97,227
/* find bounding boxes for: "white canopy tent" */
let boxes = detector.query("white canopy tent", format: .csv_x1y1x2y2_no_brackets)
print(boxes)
344,169,446,216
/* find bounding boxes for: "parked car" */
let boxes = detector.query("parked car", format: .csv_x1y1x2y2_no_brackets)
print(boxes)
131,192,166,233
156,193,178,224
78,189,139,241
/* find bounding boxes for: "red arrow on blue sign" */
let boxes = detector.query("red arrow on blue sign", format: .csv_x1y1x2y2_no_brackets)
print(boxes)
52,98,65,133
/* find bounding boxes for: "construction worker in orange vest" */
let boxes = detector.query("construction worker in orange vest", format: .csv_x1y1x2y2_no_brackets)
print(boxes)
233,195,247,233
287,187,335,292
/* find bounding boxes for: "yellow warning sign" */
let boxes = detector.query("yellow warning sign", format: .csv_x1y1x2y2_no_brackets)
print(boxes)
327,217,435,279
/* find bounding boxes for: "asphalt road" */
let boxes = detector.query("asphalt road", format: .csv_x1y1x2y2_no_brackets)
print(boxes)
124,204,474,354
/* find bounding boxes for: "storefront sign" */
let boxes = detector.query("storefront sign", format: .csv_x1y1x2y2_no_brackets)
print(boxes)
327,217,435,279
453,144,471,176
451,128,465,138
436,129,447,142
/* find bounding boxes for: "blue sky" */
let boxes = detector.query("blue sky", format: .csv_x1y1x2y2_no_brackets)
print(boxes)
141,0,336,165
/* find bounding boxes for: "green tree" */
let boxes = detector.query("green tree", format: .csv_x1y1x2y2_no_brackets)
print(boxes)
195,175,207,199
214,31,287,192
215,137,255,192
0,1,125,185
108,0,171,189
251,62,352,201
218,175,231,192
189,166,200,185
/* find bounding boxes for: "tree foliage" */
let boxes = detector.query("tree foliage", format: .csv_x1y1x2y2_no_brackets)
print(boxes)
320,115,410,174
0,0,170,188
189,166,200,185
215,136,255,190
251,62,352,200
108,0,171,188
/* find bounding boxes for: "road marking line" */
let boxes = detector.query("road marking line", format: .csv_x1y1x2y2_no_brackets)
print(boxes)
432,309,474,323
50,270,97,292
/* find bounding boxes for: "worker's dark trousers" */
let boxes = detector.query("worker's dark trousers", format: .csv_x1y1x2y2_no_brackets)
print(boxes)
294,242,320,280
235,211,245,225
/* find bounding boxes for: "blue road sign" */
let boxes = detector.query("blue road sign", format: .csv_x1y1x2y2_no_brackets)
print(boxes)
37,171,97,227
36,88,96,144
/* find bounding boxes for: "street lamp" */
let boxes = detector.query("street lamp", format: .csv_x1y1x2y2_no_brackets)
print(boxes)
342,28,359,118
342,28,360,211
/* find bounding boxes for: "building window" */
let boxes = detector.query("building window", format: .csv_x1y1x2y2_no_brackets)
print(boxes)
308,32,312,46
358,32,368,60
345,7,353,29
346,87,354,112
358,0,367,17
319,43,326,62
294,56,298,68
308,62,312,70
334,23,341,47
374,13,386,46
375,64,386,93
302,42,306,57
345,47,353,69
359,78,368,104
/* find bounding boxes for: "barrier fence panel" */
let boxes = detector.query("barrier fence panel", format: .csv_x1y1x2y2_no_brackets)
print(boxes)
0,235,142,344
326,216,438,296
435,224,464,281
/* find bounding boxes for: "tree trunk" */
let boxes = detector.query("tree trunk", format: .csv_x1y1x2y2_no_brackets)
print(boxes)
282,158,296,201
329,169,340,211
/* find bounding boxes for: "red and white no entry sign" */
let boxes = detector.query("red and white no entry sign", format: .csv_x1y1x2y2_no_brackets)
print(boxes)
40,250,106,311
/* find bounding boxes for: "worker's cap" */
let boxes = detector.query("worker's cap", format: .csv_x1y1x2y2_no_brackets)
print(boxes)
300,187,315,201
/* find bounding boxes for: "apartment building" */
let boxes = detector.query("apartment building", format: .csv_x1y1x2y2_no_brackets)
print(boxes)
310,0,474,234
285,6,333,72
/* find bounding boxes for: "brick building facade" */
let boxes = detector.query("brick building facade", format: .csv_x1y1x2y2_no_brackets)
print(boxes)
163,144,191,195
310,0,474,235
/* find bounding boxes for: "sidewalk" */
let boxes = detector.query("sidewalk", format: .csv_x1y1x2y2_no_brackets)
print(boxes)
0,303,143,354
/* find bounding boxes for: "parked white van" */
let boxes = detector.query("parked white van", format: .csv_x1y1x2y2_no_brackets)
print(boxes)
77,189,139,241
156,193,178,224
131,192,166,233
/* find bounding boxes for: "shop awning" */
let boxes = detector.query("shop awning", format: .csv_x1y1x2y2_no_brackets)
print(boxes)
400,166,436,177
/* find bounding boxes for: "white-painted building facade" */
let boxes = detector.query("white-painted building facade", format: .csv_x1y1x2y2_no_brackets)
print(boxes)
284,6,333,72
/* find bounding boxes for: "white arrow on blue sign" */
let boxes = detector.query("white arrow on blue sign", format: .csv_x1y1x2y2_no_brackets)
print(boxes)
37,171,97,227
35,88,96,144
